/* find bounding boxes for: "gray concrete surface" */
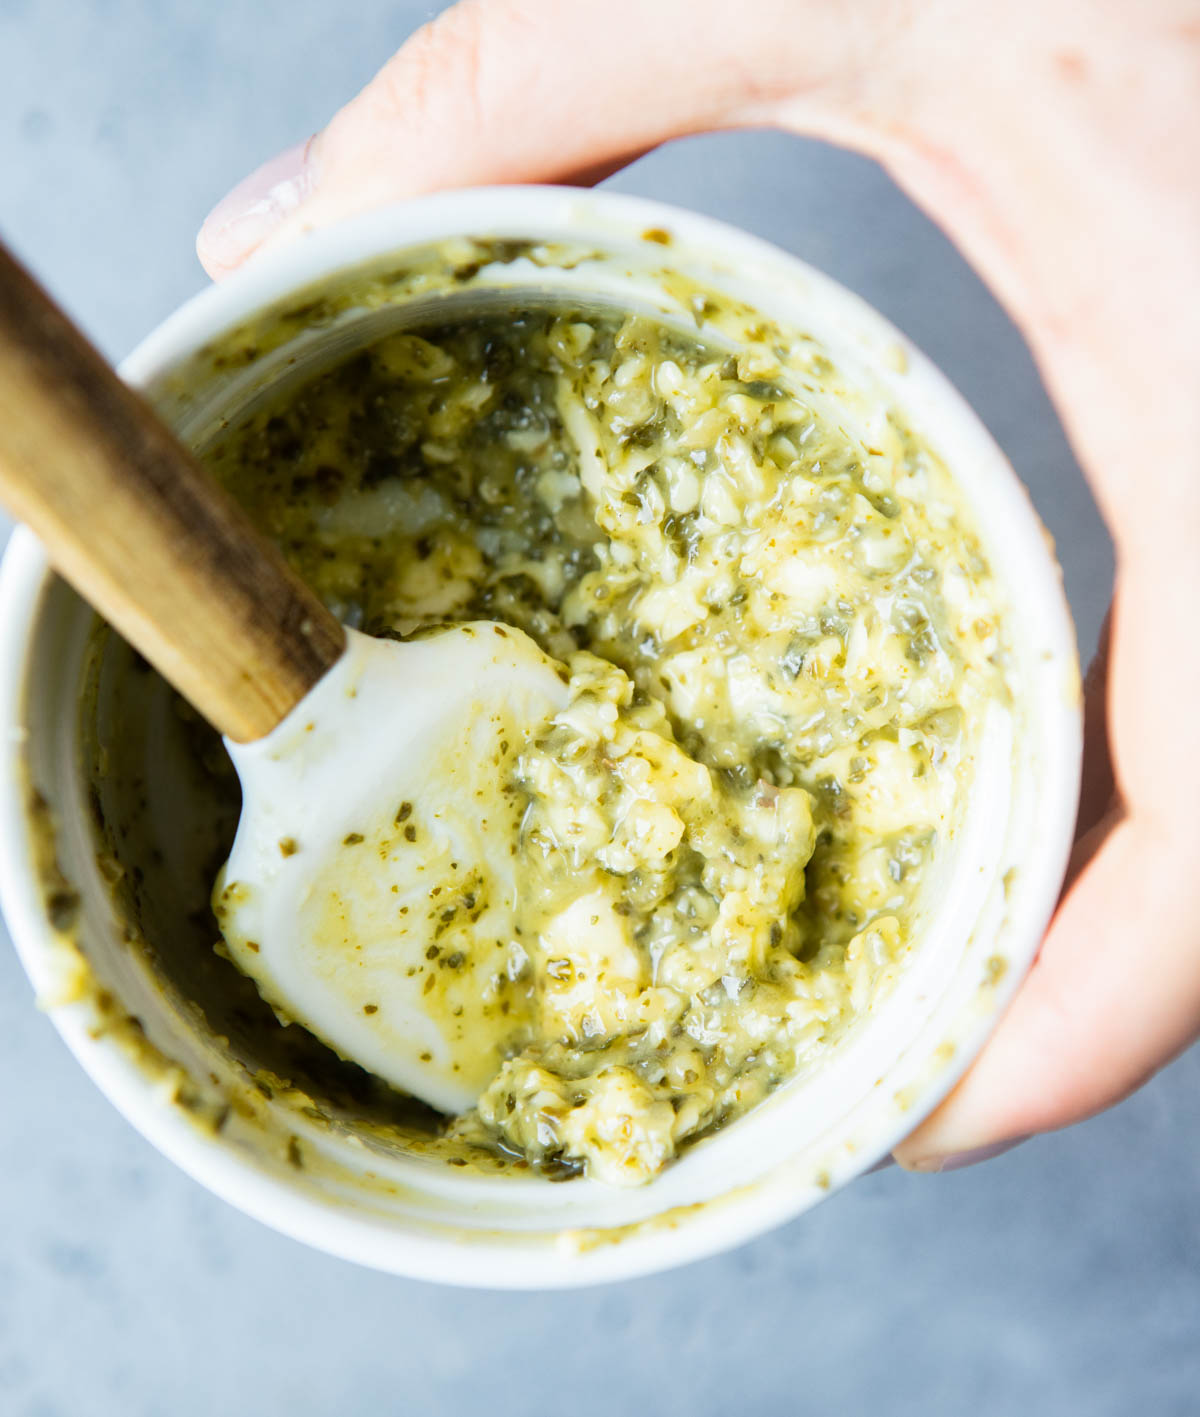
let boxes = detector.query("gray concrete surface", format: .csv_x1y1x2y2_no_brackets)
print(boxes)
0,3,1195,1414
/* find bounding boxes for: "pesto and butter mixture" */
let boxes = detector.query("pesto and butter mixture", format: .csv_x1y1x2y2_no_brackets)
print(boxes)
206,309,1003,1186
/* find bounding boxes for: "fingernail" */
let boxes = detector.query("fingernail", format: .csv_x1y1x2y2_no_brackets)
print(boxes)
907,1137,1028,1174
197,139,313,276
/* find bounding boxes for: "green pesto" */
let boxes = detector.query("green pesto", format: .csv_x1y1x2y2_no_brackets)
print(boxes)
195,306,1005,1184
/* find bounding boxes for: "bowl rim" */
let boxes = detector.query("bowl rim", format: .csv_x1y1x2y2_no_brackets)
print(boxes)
0,185,1082,1287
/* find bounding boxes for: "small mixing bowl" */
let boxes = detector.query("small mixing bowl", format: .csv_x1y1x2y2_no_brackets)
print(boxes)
0,187,1080,1287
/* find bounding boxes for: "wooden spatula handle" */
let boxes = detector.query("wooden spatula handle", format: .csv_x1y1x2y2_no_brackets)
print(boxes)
0,240,345,743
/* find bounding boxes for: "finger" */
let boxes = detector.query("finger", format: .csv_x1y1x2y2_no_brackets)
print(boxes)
893,812,1200,1172
196,0,728,278
198,0,909,278
196,140,317,282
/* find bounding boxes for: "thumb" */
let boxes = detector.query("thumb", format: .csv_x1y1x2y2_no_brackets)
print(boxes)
197,0,906,278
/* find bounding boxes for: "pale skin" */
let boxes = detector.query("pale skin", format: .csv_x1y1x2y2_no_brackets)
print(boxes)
197,0,1200,1170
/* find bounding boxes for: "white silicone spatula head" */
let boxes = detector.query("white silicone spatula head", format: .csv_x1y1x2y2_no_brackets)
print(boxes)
217,624,567,1114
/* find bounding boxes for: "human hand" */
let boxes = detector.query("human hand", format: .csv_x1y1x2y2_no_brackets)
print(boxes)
197,0,1200,1171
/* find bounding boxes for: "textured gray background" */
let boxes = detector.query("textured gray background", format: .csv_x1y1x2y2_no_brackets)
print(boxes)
1,3,1197,1414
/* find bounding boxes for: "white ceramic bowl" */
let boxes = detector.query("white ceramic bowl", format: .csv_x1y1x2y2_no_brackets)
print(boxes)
0,187,1080,1287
